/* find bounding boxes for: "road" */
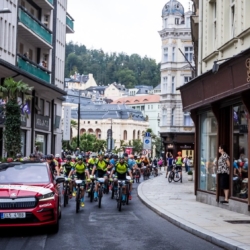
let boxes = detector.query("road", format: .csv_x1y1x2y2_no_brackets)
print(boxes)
0,180,222,250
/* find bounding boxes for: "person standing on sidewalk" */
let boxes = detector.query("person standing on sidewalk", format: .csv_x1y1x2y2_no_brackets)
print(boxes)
217,145,230,203
183,155,191,172
165,153,174,178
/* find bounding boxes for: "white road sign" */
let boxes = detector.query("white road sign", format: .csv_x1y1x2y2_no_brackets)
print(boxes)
143,137,152,150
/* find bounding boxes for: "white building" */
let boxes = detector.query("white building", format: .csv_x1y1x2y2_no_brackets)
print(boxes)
0,0,74,157
159,0,195,157
113,95,161,135
104,82,128,100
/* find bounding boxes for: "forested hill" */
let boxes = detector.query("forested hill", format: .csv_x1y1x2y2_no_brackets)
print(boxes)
65,42,161,88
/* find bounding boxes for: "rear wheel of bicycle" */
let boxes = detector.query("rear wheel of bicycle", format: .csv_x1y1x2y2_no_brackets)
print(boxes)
168,171,173,183
126,185,130,205
64,186,68,207
98,188,102,208
174,171,181,182
90,184,94,202
111,186,114,199
118,188,122,212
76,188,81,213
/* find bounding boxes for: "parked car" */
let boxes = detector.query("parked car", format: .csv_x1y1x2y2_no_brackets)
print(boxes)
0,161,64,233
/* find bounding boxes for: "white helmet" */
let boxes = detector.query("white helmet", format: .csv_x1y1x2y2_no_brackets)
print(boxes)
55,154,60,158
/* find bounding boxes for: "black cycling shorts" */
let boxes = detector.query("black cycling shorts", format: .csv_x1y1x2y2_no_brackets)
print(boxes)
116,173,127,180
175,165,182,171
96,170,107,178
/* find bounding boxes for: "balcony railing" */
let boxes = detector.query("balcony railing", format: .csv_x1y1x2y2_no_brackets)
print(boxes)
18,7,52,45
17,54,51,83
66,15,74,31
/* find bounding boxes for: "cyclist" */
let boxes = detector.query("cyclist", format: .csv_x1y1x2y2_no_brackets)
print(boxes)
175,151,183,183
46,154,60,176
69,155,90,207
55,153,63,172
152,157,158,176
91,154,109,201
111,156,133,202
166,153,174,178
88,153,98,176
29,153,37,162
14,153,23,162
63,155,75,195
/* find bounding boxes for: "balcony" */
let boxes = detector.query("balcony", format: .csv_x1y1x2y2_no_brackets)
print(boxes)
17,54,51,83
66,13,74,33
33,0,54,10
18,6,53,49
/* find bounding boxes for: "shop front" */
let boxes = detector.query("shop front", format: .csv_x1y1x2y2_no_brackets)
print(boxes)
179,49,250,215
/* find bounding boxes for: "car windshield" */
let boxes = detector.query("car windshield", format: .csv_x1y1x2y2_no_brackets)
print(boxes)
0,164,49,184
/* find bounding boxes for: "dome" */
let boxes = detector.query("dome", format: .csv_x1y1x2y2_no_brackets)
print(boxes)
162,0,185,17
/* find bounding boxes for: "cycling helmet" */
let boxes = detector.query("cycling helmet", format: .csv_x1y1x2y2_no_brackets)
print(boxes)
55,153,60,158
16,153,22,158
46,154,54,160
66,155,72,161
113,154,118,159
77,155,83,160
29,153,36,158
91,153,97,157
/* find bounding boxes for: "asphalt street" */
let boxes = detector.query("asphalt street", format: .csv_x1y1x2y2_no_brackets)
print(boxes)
0,179,223,250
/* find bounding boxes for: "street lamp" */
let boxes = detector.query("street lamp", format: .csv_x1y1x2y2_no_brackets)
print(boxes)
0,8,11,14
107,118,113,152
212,55,241,74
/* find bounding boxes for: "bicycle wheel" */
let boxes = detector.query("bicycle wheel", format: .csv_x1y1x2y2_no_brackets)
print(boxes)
168,171,173,183
90,183,94,202
111,185,114,199
64,185,68,207
76,188,81,213
98,187,103,208
117,187,122,212
126,184,130,205
174,171,181,182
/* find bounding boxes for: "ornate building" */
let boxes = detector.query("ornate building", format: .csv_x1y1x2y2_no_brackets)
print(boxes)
159,0,195,159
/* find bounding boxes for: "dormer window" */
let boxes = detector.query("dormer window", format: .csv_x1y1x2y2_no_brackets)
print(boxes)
175,18,179,25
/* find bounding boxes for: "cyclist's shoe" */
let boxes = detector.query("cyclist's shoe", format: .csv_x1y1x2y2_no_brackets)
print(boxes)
87,188,91,192
94,191,98,201
81,202,85,207
72,191,76,197
129,195,132,200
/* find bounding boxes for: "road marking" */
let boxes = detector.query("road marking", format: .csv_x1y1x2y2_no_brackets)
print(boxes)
89,211,139,222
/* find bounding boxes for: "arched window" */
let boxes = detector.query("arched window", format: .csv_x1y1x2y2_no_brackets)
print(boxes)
133,130,136,140
80,128,86,135
137,130,140,139
95,128,101,139
123,130,127,140
88,128,94,134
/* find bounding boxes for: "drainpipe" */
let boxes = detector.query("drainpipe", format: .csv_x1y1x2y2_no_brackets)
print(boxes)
31,90,35,154
198,0,203,75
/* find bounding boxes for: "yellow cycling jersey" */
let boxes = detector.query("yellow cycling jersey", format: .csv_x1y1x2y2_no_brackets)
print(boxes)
53,159,58,167
115,163,128,174
88,158,98,165
74,163,87,174
97,160,107,171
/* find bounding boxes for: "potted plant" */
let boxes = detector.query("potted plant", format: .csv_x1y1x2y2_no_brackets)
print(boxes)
187,170,193,181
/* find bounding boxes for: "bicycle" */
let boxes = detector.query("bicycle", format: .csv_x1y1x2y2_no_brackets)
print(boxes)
75,179,84,213
88,176,95,202
134,169,140,183
168,165,182,183
96,177,105,208
63,177,71,207
116,176,131,212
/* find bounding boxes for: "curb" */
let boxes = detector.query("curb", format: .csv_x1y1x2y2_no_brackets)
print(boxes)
137,179,246,250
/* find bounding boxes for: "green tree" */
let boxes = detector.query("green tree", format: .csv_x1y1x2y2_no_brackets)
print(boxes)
0,78,33,157
132,139,143,154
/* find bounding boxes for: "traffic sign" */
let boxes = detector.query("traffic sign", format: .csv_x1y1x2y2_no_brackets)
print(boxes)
143,136,152,150
145,132,151,137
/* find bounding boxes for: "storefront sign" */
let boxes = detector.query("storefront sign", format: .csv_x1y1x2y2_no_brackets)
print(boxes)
180,145,192,149
35,114,49,131
63,106,71,141
167,144,174,148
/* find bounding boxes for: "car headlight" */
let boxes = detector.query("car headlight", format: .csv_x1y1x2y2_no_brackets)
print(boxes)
38,192,55,201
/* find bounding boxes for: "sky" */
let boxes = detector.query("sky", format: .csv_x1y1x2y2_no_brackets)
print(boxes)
67,0,191,63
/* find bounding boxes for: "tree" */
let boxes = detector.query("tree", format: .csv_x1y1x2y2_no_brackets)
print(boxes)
132,139,143,154
0,78,33,157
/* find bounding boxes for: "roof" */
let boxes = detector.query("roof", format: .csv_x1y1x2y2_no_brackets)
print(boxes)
112,94,160,105
154,84,161,90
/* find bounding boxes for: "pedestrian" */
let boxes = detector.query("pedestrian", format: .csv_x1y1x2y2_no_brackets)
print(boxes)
217,145,230,204
175,151,183,183
166,153,174,178
183,155,191,172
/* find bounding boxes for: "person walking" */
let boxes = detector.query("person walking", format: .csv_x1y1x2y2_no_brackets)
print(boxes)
166,153,174,178
217,145,230,203
183,155,191,172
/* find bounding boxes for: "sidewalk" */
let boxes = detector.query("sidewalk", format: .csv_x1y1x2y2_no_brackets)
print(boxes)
137,170,250,250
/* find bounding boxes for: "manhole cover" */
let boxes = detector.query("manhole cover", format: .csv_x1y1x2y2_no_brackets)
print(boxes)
225,220,250,224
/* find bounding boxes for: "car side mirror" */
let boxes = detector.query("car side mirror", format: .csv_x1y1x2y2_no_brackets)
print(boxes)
55,176,65,184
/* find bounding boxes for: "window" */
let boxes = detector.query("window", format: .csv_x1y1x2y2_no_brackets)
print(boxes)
132,106,135,109
162,76,168,93
230,0,235,37
199,111,218,192
184,47,193,62
184,76,192,85
151,105,153,109
148,105,150,110
172,47,175,61
40,99,44,115
175,18,179,25
186,17,190,28
232,104,248,199
163,48,168,62
171,76,175,94
29,49,33,61
141,106,145,111
19,43,24,55
95,121,98,124
30,8,35,16
123,130,127,140
88,121,90,124
171,108,175,126
45,101,50,116
184,112,193,126
213,1,217,47
164,18,168,28
162,109,167,126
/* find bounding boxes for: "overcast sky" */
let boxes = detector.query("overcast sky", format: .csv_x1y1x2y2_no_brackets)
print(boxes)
67,0,191,63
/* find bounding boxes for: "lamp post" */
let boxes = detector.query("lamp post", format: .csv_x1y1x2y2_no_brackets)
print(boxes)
107,118,113,152
0,8,11,14
77,91,80,148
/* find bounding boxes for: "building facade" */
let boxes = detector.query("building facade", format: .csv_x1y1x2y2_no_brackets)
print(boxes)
179,0,250,215
159,0,195,160
0,0,74,157
113,95,161,135
104,83,128,100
